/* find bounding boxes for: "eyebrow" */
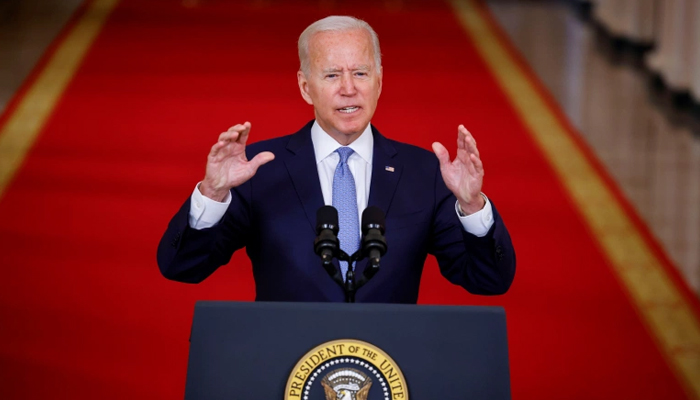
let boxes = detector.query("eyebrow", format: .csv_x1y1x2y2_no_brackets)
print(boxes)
321,65,371,74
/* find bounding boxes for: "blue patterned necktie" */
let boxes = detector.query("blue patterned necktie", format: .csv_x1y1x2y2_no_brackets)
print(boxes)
332,147,360,280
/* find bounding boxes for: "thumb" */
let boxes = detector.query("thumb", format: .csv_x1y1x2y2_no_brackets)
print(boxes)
248,151,275,172
432,142,450,168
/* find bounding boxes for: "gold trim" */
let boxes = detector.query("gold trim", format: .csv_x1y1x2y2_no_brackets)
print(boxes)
448,0,700,397
285,339,408,399
0,0,119,199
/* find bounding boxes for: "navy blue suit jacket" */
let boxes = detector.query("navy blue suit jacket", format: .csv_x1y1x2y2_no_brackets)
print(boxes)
157,122,516,303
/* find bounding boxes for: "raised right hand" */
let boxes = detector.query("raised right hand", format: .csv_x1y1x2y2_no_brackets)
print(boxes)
200,122,275,201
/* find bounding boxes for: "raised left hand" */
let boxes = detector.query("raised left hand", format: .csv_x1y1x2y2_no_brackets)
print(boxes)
432,125,485,215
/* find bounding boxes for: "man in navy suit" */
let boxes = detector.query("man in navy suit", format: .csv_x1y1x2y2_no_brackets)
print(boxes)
157,16,515,303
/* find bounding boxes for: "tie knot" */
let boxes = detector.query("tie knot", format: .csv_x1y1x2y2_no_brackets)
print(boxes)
336,147,354,163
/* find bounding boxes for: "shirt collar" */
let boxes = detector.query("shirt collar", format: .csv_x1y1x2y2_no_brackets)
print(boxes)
311,120,374,165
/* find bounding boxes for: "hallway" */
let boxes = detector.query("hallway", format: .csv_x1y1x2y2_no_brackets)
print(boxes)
1,1,699,398
488,0,700,295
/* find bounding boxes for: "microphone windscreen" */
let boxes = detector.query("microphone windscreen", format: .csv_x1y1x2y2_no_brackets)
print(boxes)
316,206,339,233
361,206,385,234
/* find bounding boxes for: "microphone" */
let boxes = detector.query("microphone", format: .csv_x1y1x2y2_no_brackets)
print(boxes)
314,206,340,265
361,206,387,267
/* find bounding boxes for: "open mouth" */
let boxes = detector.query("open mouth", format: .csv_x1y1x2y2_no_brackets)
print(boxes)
337,106,360,114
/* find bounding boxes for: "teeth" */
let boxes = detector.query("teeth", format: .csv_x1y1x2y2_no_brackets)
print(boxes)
339,107,359,113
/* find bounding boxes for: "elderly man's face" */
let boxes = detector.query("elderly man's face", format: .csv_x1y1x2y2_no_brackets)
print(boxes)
298,28,382,145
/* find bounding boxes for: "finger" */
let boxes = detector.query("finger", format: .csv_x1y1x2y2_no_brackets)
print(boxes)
467,137,480,158
211,130,242,159
209,134,236,157
464,152,478,176
224,122,251,143
459,125,480,157
237,121,252,145
457,128,466,151
226,122,250,133
209,140,225,158
431,142,451,168
471,153,484,174
458,124,474,141
218,130,241,142
248,151,275,172
465,135,480,158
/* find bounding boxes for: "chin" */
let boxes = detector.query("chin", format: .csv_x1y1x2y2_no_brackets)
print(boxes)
337,120,369,136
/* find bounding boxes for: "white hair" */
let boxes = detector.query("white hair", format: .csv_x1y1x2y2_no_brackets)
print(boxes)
298,16,382,76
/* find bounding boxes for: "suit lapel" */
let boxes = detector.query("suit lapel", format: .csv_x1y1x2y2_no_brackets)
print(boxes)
284,123,325,234
283,123,401,280
368,126,401,216
359,127,401,279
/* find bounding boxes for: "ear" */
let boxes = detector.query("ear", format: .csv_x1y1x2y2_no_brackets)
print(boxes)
297,70,314,105
377,65,383,97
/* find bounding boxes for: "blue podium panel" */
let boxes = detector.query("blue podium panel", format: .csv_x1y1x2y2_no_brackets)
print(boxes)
185,301,510,400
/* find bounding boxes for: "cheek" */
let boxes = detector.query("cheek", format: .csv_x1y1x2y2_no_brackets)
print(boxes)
363,89,381,104
318,89,337,108
361,82,381,99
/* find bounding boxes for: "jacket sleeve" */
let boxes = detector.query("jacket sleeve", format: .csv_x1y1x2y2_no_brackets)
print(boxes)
156,180,253,283
428,167,516,295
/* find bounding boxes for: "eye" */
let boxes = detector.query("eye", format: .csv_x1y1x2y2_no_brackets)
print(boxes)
355,72,368,77
326,73,338,79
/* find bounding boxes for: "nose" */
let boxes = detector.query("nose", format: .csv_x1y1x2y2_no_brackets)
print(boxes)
340,73,357,96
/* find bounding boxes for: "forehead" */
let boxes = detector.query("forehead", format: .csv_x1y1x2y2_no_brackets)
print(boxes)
307,29,375,68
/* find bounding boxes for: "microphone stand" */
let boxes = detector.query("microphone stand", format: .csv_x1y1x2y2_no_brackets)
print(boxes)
315,205,387,303
323,250,379,303
344,266,356,303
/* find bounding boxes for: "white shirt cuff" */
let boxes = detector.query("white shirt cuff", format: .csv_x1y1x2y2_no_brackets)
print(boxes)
189,182,231,230
455,195,494,237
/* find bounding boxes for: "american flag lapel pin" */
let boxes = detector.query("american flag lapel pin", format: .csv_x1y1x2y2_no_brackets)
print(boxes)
385,166,395,172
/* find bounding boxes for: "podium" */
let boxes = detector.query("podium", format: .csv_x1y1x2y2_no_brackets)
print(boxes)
185,301,511,399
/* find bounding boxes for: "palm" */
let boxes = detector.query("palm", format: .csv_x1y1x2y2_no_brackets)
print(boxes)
201,122,275,201
432,125,485,214
442,148,481,198
207,135,253,188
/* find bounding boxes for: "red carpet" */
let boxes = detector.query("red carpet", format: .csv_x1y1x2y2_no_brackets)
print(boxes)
0,0,693,398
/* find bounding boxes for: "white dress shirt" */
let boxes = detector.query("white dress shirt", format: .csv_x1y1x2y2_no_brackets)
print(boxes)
189,121,495,237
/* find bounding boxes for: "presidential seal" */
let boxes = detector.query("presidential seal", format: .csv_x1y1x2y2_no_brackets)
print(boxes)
285,339,408,400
